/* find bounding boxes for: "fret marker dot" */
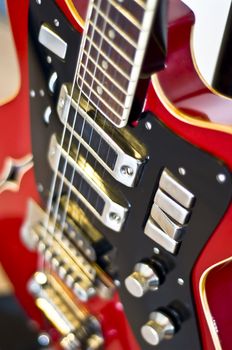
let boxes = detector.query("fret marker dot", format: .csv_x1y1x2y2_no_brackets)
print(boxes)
102,60,108,70
108,29,116,40
97,85,103,95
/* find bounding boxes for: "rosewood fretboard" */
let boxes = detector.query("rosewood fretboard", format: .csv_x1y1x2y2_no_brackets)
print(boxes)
76,0,159,127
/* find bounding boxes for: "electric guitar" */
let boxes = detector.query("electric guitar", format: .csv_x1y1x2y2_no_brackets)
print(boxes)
0,0,231,349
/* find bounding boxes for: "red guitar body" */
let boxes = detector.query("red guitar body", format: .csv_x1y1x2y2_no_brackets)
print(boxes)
0,1,231,349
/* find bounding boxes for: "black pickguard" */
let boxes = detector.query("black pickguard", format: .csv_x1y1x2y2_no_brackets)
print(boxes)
29,1,232,349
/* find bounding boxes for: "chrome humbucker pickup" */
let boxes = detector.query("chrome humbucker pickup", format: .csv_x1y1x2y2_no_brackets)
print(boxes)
48,135,129,232
57,84,146,187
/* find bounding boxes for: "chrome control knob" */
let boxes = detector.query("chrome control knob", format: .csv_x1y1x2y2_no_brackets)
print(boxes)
125,262,160,298
141,311,175,346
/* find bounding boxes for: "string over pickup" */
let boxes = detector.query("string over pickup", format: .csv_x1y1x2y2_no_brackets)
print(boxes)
48,134,129,232
57,84,146,188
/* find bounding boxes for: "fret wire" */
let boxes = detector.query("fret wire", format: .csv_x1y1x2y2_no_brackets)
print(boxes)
91,4,137,48
79,63,127,108
109,0,145,16
80,60,128,96
104,1,143,29
87,21,135,65
78,77,123,121
82,52,130,92
78,75,126,114
109,0,145,24
134,0,146,9
83,41,131,80
97,2,142,43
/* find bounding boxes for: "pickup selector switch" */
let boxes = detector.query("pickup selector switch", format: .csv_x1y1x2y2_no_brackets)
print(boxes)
141,310,175,346
124,258,166,298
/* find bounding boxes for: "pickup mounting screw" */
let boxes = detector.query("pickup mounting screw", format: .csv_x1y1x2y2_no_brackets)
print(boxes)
59,97,65,108
120,165,134,176
109,212,121,223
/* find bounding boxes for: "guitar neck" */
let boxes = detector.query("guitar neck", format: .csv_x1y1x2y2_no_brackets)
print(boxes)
77,0,159,127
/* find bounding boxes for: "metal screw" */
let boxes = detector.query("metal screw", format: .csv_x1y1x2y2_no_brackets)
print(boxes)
178,167,186,176
37,333,50,347
216,173,226,184
145,121,152,130
109,212,121,223
54,19,59,27
59,97,65,109
177,278,184,286
120,165,134,176
30,90,36,98
37,183,44,193
114,279,121,287
153,247,160,255
43,106,52,124
39,89,45,97
47,55,52,64
36,0,41,4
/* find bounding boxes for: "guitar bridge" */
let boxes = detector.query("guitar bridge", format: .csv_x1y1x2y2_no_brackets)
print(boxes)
28,272,104,350
21,200,115,302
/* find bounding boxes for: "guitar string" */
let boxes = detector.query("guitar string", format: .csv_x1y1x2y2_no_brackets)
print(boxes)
57,0,114,264
44,0,103,277
83,3,125,232
59,0,114,239
38,2,95,274
58,0,137,248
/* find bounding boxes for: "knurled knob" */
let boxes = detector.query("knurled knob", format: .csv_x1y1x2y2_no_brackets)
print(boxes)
141,311,175,346
125,262,160,298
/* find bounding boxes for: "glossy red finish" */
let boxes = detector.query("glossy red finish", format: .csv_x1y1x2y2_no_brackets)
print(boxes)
158,0,232,128
206,260,232,350
1,1,231,349
0,1,139,349
144,2,232,349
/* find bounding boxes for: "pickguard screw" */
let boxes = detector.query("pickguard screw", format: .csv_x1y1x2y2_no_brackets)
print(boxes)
153,247,160,255
43,106,52,125
145,121,152,130
54,19,60,27
37,183,44,192
178,167,186,176
36,0,41,4
177,278,184,286
30,90,36,98
216,173,226,183
120,165,134,176
47,56,52,64
109,212,121,223
39,89,45,97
